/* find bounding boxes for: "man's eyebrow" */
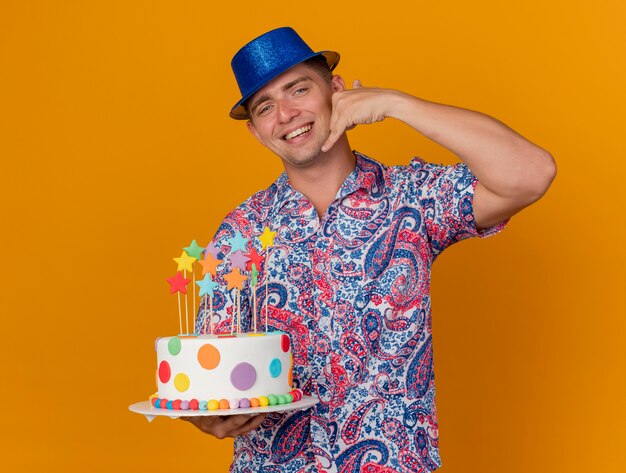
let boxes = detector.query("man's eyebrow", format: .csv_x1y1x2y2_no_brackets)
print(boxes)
249,76,312,115
282,76,311,91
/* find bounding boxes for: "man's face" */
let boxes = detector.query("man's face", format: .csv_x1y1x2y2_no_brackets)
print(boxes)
246,63,345,169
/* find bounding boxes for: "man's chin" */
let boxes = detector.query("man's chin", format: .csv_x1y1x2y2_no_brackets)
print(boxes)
280,151,324,169
277,144,327,168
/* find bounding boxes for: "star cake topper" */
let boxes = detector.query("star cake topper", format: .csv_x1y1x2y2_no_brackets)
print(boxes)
166,271,191,294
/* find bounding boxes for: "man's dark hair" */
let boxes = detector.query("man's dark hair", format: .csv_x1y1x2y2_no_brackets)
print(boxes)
244,55,333,118
302,55,333,83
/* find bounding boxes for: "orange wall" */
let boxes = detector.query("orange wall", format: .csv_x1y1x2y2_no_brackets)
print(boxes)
1,1,624,472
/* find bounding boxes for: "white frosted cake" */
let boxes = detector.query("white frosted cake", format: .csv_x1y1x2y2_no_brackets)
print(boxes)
151,332,302,410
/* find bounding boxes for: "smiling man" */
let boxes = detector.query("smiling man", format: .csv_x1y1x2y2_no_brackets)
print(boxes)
182,27,556,472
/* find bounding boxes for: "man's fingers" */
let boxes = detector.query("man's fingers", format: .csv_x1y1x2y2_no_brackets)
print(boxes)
206,414,266,438
323,111,358,152
231,414,268,437
180,416,201,427
322,128,341,152
229,414,256,429
180,412,269,439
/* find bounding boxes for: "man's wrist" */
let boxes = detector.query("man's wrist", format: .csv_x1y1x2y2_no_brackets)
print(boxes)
385,90,424,122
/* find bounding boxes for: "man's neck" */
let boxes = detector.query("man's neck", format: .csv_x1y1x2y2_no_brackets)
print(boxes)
284,137,356,219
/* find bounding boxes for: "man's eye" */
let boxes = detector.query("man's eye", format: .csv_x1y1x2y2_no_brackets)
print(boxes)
294,87,309,95
257,104,272,116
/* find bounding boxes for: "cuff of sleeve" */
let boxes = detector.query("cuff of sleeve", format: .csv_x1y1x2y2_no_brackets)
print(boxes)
476,218,509,238
470,178,510,238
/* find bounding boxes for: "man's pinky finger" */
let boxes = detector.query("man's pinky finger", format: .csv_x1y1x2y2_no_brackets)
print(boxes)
322,131,339,152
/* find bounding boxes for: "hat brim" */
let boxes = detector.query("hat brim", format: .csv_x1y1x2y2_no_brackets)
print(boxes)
229,50,340,120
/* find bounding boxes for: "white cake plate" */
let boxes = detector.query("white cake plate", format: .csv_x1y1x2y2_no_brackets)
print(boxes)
129,396,319,422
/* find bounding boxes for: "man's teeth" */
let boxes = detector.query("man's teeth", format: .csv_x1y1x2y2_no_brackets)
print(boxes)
284,124,312,140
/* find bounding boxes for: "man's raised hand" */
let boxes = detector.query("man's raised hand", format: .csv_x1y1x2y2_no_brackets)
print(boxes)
321,80,403,152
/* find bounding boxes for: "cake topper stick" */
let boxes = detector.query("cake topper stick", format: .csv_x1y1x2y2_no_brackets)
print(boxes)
200,294,214,335
199,247,222,335
230,251,250,334
178,292,183,334
174,251,197,334
166,271,191,334
237,288,241,334
224,267,247,334
250,263,259,333
246,249,264,333
184,271,189,333
184,240,204,334
201,294,208,334
259,227,276,332
196,273,218,335
192,269,196,330
210,295,214,334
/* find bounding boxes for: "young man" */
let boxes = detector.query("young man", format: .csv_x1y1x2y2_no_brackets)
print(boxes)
183,27,555,472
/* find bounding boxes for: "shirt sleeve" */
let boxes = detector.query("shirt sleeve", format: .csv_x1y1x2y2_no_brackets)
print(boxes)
408,157,507,257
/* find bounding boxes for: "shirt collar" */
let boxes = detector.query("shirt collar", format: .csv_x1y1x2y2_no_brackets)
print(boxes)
340,151,385,199
272,151,385,209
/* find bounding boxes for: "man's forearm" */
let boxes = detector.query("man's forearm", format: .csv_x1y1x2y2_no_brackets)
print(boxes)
386,92,556,203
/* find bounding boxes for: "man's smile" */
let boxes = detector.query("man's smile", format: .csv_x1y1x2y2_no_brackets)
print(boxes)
283,123,313,141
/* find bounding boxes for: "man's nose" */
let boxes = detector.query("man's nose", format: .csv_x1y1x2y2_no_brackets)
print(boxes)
277,99,299,123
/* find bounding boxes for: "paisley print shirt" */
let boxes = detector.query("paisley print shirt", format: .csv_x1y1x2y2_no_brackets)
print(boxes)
196,152,505,472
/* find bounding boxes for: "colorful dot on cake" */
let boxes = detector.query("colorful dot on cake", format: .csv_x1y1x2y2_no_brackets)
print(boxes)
249,398,259,407
197,343,221,370
180,400,189,410
199,401,208,410
229,399,240,409
207,400,219,411
258,396,269,407
158,361,171,383
168,337,182,356
239,398,251,408
269,358,282,378
189,399,199,410
218,399,230,410
172,400,182,410
281,334,290,352
174,373,190,392
159,399,168,408
166,400,173,409
230,362,257,391
267,394,278,406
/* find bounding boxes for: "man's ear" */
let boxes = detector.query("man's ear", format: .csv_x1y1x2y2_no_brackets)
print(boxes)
246,120,263,144
331,74,346,93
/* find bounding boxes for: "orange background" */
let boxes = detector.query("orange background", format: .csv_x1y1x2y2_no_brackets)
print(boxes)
1,1,625,472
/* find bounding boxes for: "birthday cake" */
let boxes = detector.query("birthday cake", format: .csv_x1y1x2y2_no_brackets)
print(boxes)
150,229,304,411
152,332,301,410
